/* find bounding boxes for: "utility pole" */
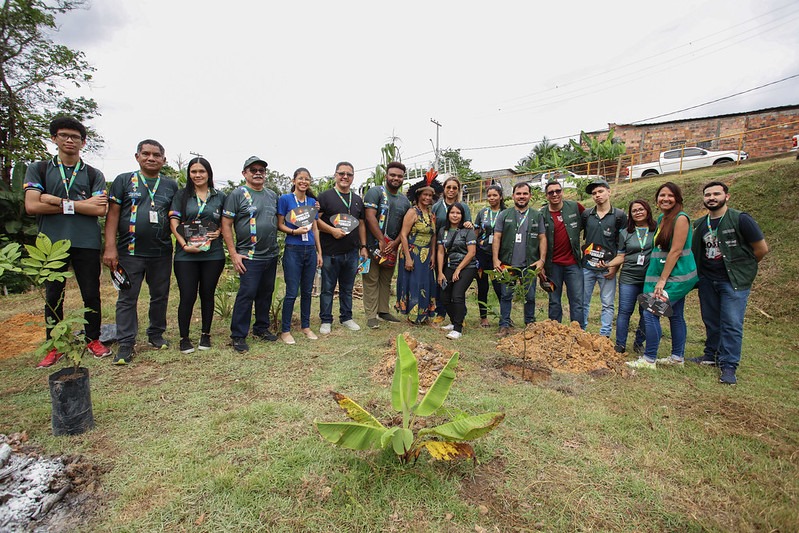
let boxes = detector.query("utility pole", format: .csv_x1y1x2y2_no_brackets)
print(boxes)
430,118,442,171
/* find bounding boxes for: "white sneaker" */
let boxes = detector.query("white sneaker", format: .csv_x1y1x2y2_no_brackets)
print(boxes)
657,356,684,366
341,320,361,331
440,324,455,331
320,323,332,335
626,357,656,370
446,330,462,340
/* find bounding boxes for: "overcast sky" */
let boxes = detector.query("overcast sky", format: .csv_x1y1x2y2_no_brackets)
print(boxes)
53,0,799,185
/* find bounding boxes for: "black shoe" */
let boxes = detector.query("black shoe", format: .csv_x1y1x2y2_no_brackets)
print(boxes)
253,330,277,342
367,318,380,329
378,312,401,323
148,336,169,349
113,345,134,365
632,342,644,355
199,333,211,351
614,344,626,353
719,367,737,385
179,338,195,354
231,337,249,352
689,355,717,366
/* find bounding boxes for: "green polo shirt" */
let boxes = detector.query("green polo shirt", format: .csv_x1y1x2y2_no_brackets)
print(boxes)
222,186,279,260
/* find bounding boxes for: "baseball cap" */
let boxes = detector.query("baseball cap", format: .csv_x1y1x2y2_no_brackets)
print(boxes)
585,178,610,194
242,156,268,171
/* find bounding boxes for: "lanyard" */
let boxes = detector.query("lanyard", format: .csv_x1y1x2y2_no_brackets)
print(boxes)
516,209,529,233
706,213,725,238
334,189,352,214
481,207,499,230
293,193,307,208
240,187,259,260
139,172,161,205
378,187,390,231
635,227,649,251
56,157,81,195
195,190,210,218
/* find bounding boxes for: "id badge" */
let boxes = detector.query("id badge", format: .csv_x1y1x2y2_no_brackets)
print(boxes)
149,210,159,224
62,200,75,215
637,254,645,266
515,233,522,243
488,234,493,244
301,232,309,242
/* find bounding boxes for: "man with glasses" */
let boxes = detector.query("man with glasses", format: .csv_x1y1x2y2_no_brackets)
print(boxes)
24,116,112,368
104,139,179,364
363,161,411,328
221,156,280,352
316,162,368,334
539,178,586,326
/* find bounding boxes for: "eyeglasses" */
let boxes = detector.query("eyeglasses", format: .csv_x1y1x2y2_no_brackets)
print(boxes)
248,167,266,175
546,189,563,196
631,208,646,214
336,171,354,178
55,133,82,142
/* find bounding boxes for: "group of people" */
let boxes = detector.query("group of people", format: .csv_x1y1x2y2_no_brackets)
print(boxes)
24,117,768,385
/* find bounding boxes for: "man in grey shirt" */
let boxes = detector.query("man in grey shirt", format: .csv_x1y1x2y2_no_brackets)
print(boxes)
222,156,280,352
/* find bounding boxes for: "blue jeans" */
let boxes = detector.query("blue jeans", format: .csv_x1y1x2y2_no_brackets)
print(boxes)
642,297,686,362
547,263,584,324
319,250,358,324
583,268,616,336
698,277,750,370
230,257,278,339
282,245,317,332
499,270,538,328
615,282,646,351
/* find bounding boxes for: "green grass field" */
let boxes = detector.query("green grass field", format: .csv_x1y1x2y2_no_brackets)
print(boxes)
1,156,797,531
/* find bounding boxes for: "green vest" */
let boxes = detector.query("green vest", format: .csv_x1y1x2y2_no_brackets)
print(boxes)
498,208,541,266
692,208,759,290
540,200,581,268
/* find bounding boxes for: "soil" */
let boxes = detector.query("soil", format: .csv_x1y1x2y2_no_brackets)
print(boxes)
0,313,44,361
0,432,109,533
495,320,630,378
372,333,457,391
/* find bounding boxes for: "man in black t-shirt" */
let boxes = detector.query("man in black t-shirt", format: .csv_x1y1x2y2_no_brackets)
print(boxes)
104,139,178,364
315,162,368,334
690,181,768,385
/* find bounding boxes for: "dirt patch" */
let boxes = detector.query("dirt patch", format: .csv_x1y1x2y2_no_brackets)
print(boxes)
0,432,109,532
372,333,456,390
496,320,630,376
0,313,44,361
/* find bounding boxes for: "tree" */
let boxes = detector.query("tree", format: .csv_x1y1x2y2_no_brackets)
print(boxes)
0,0,101,187
440,148,480,183
364,134,402,191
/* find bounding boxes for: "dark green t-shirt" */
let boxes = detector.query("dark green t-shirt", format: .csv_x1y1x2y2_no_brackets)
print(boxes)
109,172,178,257
222,186,279,260
24,157,107,250
363,186,411,250
438,227,477,269
617,227,654,285
169,188,226,261
432,199,472,230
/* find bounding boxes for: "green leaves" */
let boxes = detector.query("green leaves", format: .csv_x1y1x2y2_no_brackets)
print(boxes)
315,422,387,450
414,353,458,417
419,412,506,441
391,335,418,414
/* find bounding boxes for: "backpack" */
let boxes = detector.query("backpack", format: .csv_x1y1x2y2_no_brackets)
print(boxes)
37,160,102,193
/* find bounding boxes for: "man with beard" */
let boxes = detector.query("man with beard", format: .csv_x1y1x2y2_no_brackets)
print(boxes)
492,182,547,337
691,181,768,385
363,161,411,329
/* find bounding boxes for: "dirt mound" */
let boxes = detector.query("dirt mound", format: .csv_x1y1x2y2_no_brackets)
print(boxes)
496,320,629,377
0,313,44,361
372,333,456,390
0,432,109,532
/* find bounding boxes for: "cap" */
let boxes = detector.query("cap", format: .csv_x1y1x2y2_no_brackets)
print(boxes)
242,156,268,171
585,178,610,194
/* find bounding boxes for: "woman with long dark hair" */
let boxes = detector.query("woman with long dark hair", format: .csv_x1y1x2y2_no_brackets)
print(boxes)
276,168,323,344
474,184,505,327
627,183,697,369
436,203,477,339
603,199,656,354
169,157,226,353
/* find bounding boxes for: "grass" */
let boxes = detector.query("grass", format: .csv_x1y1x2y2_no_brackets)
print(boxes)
1,156,798,531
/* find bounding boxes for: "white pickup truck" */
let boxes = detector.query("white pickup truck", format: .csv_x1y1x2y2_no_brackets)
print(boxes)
625,147,748,179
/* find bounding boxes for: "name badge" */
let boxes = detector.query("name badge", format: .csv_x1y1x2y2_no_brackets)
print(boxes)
149,210,159,224
62,200,75,215
637,254,645,266
515,233,522,243
488,235,493,244
301,232,309,242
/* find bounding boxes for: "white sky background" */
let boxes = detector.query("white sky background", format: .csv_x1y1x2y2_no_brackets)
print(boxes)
53,0,799,186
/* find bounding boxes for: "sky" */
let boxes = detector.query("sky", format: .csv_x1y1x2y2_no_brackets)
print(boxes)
52,0,799,186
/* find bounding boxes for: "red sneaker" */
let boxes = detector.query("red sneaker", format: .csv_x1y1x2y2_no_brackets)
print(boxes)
36,348,64,369
87,339,112,358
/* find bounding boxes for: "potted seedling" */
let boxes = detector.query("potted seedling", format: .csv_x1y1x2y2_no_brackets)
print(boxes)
0,234,94,435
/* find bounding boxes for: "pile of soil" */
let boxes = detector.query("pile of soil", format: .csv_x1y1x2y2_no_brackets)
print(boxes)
0,313,43,361
372,333,457,390
496,320,629,377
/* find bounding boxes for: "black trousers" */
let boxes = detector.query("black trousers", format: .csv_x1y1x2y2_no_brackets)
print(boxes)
44,247,102,341
441,266,477,332
173,259,225,338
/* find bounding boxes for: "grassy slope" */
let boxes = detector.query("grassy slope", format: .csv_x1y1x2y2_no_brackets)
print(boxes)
0,156,797,532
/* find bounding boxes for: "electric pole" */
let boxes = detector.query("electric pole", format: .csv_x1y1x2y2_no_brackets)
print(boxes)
430,118,442,171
